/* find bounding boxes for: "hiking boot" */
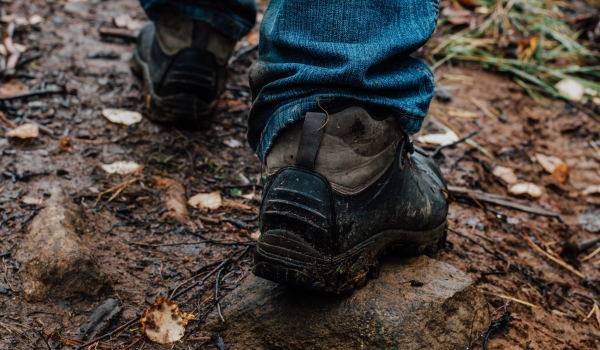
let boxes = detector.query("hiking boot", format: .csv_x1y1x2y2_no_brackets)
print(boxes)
131,8,236,128
253,106,449,293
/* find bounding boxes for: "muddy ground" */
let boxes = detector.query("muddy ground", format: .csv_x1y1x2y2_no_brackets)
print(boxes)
0,0,600,349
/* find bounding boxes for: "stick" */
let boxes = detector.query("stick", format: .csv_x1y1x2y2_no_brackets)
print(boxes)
521,232,586,279
431,131,479,158
74,318,139,350
448,186,560,217
0,88,64,101
99,27,137,41
481,290,539,308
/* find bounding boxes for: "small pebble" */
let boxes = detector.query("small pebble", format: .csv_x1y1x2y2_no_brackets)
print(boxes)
475,223,485,231
434,84,452,102
498,115,508,123
52,15,64,25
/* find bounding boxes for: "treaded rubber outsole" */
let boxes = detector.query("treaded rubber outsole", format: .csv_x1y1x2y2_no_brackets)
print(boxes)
253,220,448,294
131,47,217,128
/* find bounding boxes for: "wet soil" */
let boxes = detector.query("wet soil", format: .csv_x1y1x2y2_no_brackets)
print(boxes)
0,0,599,349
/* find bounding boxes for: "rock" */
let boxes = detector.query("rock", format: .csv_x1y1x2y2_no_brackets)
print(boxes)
579,213,600,233
0,283,9,294
205,256,488,350
434,84,453,102
18,187,109,300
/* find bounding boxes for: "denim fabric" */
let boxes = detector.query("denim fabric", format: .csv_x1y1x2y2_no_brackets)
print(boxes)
249,0,440,161
139,0,256,40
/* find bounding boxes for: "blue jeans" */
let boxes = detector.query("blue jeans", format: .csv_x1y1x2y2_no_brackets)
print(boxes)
139,0,439,161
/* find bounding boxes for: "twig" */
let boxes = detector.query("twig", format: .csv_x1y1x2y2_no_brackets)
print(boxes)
0,88,64,101
74,318,140,350
431,131,479,158
481,291,539,308
216,267,225,322
0,112,17,128
520,231,586,279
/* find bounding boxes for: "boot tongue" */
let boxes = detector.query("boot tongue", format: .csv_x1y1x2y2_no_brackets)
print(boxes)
266,107,404,195
155,8,235,65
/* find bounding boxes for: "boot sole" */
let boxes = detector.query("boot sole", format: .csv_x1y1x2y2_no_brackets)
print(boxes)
253,220,448,294
131,47,217,128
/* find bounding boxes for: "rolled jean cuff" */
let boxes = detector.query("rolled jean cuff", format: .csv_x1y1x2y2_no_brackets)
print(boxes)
175,6,254,40
141,1,256,40
249,88,433,162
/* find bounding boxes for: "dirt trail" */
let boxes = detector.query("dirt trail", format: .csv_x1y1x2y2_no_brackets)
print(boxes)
0,0,599,349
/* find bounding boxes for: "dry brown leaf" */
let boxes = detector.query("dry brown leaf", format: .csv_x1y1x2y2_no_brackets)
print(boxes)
152,176,189,223
250,230,261,240
7,123,39,139
188,191,222,210
0,79,28,97
517,35,540,61
100,161,141,175
555,79,584,102
456,0,479,6
19,196,42,205
508,182,543,198
113,14,145,31
581,185,600,196
535,153,564,173
492,166,518,184
551,162,569,183
417,131,458,146
140,297,193,344
102,108,142,126
29,15,44,25
59,139,73,152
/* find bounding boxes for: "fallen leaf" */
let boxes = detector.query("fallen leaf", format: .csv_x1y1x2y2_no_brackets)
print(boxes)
188,191,222,210
113,14,131,28
508,182,543,198
113,14,145,31
152,176,189,223
13,43,26,53
517,35,540,61
555,79,584,102
250,230,261,240
535,153,569,182
222,198,252,210
100,161,141,175
243,32,259,45
59,139,73,152
581,185,600,196
140,297,192,344
0,44,6,56
0,79,28,97
102,108,142,126
7,123,38,139
29,15,44,25
551,162,569,183
19,196,42,205
492,166,518,184
223,139,243,148
457,0,479,6
417,131,458,146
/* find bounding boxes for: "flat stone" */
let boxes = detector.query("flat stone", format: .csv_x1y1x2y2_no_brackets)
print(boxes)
205,256,488,350
18,187,109,300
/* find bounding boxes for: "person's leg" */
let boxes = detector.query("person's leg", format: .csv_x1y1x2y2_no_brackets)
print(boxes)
251,0,449,293
248,0,438,160
133,0,256,127
139,0,256,41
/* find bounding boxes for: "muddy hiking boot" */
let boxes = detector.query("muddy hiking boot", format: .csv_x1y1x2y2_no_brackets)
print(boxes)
253,106,450,294
131,8,236,128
